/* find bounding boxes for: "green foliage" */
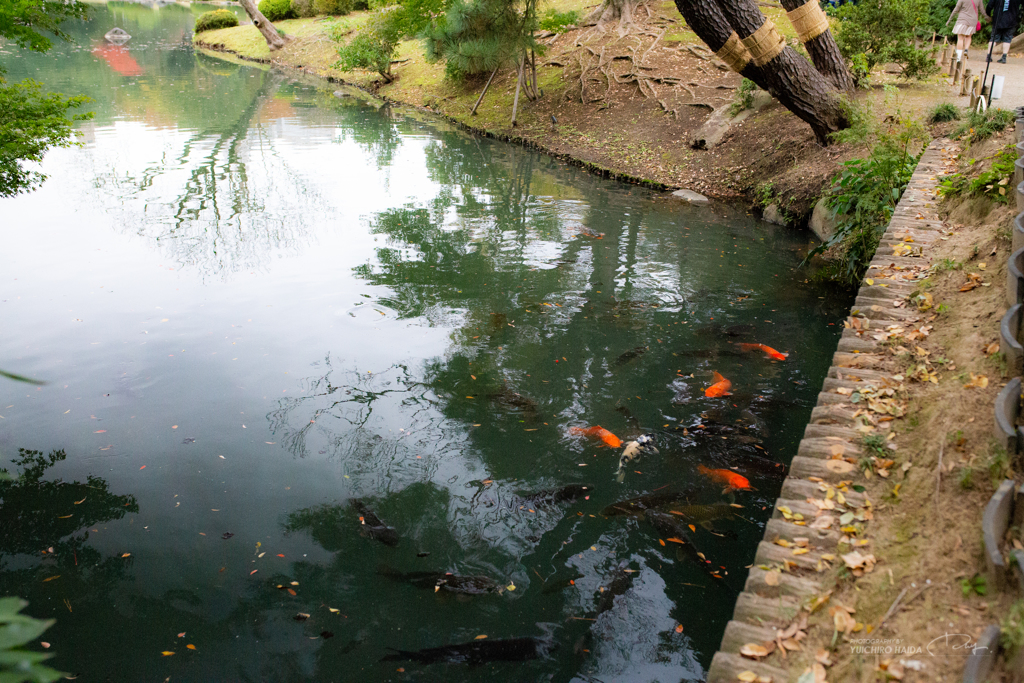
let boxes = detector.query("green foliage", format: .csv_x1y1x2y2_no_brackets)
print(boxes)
335,5,404,81
834,0,939,80
862,434,888,457
960,574,987,597
929,102,960,123
990,444,1011,484
315,0,353,16
848,52,871,88
953,107,1015,145
0,0,89,53
0,79,93,198
1003,600,1024,654
0,0,94,198
0,597,62,683
291,0,318,18
958,466,975,490
258,0,297,21
729,78,758,116
423,0,539,80
809,110,929,285
195,9,239,32
939,144,1016,204
538,8,578,33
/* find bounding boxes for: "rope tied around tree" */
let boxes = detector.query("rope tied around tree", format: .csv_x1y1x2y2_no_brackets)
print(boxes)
714,31,751,73
785,0,829,44
740,18,786,67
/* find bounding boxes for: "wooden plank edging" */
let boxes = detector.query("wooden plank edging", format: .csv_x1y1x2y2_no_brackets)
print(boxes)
705,140,954,683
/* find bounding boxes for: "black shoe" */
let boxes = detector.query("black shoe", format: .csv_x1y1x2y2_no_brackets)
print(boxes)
1000,54,1008,63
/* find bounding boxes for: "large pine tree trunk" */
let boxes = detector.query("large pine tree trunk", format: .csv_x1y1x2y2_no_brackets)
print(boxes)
778,0,853,92
584,0,637,36
672,0,848,145
237,0,288,51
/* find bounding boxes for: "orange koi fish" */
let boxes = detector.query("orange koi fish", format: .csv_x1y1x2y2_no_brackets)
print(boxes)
697,465,752,491
704,371,732,397
736,343,788,361
568,425,623,448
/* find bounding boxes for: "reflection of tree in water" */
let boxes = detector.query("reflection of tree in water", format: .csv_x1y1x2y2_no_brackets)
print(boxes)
265,355,462,480
0,448,138,637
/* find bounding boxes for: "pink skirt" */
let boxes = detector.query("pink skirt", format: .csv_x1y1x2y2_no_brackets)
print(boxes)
953,20,977,36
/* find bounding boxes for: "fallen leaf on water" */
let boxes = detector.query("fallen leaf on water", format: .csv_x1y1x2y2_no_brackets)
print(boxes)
250,570,258,575
222,532,234,540
658,539,666,546
506,583,516,591
675,624,684,633
74,497,86,505
42,575,60,582
177,632,186,638
294,613,310,621
94,430,106,434
186,644,196,650
277,554,285,557
140,466,146,470
475,635,488,640
120,553,130,558
161,651,175,656
287,589,297,596
328,608,340,613
40,642,50,649
667,537,685,544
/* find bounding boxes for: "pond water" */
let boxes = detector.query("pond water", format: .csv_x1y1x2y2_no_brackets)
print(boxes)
0,5,853,681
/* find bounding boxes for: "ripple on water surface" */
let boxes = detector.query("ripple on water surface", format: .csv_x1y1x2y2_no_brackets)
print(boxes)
0,6,852,681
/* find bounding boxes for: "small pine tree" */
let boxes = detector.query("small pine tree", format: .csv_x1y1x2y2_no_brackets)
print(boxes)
422,0,538,80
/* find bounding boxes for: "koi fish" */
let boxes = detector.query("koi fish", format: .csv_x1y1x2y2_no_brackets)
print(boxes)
615,434,659,482
569,425,622,448
697,465,752,491
704,371,732,397
735,343,788,361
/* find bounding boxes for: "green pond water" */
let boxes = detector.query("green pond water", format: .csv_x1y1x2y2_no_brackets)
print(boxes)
0,5,853,681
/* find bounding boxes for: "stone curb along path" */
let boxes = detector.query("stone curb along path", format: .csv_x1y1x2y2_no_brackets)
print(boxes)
705,139,955,683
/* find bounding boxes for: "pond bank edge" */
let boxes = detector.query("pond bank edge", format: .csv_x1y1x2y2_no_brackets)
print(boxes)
194,40,681,194
704,140,952,683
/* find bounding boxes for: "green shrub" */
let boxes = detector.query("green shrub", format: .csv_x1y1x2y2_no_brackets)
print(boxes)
258,0,296,20
334,5,403,81
807,110,929,285
194,9,240,32
848,52,871,88
729,78,758,116
1004,600,1024,655
538,9,578,32
929,102,960,123
953,107,1015,145
291,0,317,18
939,144,1016,204
315,0,352,15
834,0,939,80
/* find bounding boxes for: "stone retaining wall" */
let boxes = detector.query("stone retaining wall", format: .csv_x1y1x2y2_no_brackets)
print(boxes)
705,140,953,683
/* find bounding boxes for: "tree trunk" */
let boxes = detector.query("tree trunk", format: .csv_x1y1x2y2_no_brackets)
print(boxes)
237,0,287,51
584,0,637,36
676,0,848,144
778,0,854,92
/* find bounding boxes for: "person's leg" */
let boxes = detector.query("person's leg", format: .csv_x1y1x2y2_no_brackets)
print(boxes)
957,33,967,60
